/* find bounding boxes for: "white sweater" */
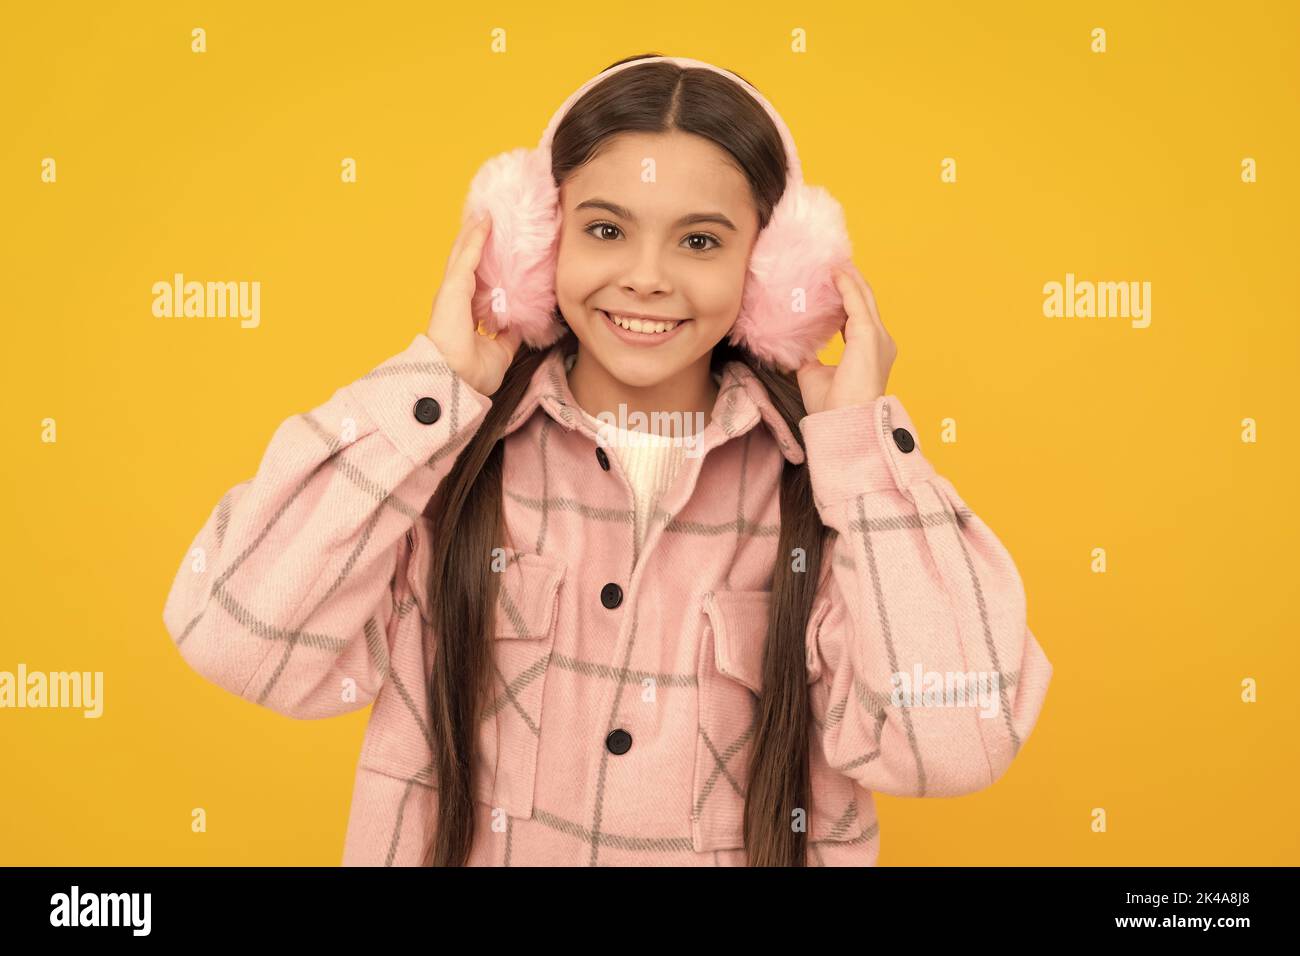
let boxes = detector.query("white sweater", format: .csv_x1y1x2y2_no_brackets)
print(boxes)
577,409,686,556
566,353,718,556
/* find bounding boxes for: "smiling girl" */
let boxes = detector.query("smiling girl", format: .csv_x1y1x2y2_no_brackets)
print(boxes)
163,53,1052,867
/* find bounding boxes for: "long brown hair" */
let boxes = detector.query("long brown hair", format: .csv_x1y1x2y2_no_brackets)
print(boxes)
420,53,825,866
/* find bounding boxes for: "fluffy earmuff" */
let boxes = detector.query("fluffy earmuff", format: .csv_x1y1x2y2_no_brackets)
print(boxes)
730,181,854,371
461,146,568,351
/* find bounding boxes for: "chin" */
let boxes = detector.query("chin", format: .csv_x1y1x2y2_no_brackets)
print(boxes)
600,351,682,388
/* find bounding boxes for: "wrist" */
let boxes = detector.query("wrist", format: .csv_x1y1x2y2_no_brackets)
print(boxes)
799,395,936,503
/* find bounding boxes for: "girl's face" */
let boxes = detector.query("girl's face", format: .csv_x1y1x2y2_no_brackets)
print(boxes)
554,130,761,389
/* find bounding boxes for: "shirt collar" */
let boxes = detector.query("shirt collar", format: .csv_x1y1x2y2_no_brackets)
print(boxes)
499,344,806,466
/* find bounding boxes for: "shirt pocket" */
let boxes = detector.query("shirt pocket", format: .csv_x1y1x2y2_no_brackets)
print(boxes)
691,588,866,853
477,549,567,819
357,532,566,824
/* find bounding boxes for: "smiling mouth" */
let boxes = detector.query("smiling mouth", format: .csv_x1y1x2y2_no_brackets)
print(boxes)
598,310,689,334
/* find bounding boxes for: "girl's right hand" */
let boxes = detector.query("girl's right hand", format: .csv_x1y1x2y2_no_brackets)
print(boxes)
425,213,523,397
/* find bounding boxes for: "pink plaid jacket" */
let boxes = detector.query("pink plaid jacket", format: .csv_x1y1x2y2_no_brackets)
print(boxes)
162,331,1052,866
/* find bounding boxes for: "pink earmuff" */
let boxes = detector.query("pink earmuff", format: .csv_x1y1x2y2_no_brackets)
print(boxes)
461,55,854,372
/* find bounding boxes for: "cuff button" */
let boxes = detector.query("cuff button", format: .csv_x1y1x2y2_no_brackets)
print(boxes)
891,427,915,453
413,397,442,425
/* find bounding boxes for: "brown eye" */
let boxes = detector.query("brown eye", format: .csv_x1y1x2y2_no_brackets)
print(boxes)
684,233,721,252
585,222,623,241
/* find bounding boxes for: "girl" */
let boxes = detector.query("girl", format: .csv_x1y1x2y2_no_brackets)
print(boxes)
163,53,1052,867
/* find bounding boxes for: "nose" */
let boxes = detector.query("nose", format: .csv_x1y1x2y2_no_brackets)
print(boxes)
619,239,674,298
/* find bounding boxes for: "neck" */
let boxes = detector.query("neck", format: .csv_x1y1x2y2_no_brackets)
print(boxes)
566,346,719,436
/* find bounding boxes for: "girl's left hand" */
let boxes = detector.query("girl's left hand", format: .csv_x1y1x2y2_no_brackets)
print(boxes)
796,265,897,415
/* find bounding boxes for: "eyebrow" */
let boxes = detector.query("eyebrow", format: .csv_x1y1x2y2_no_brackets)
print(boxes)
574,198,738,232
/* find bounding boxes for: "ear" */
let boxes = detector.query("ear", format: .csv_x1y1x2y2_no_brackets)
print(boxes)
462,146,569,350
728,182,854,371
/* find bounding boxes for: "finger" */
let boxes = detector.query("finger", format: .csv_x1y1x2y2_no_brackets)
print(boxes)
844,263,884,331
445,213,487,275
832,268,870,338
842,267,881,338
795,356,834,410
452,213,492,282
824,274,848,344
497,323,524,357
444,216,473,272
796,345,836,380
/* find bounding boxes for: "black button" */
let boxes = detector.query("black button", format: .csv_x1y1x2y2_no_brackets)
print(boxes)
606,729,632,755
595,447,610,471
413,397,441,425
891,427,915,453
600,582,622,609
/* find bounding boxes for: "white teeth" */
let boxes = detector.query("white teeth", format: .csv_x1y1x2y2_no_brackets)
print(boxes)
605,312,679,334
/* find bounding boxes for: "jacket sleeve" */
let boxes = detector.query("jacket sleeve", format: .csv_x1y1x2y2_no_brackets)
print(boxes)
162,332,493,720
798,394,1052,797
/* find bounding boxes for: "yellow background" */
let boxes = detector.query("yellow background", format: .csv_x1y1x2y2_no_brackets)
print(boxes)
2,0,1296,865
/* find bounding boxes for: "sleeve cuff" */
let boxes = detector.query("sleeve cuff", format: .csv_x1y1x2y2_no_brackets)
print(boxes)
343,333,493,465
798,394,936,504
